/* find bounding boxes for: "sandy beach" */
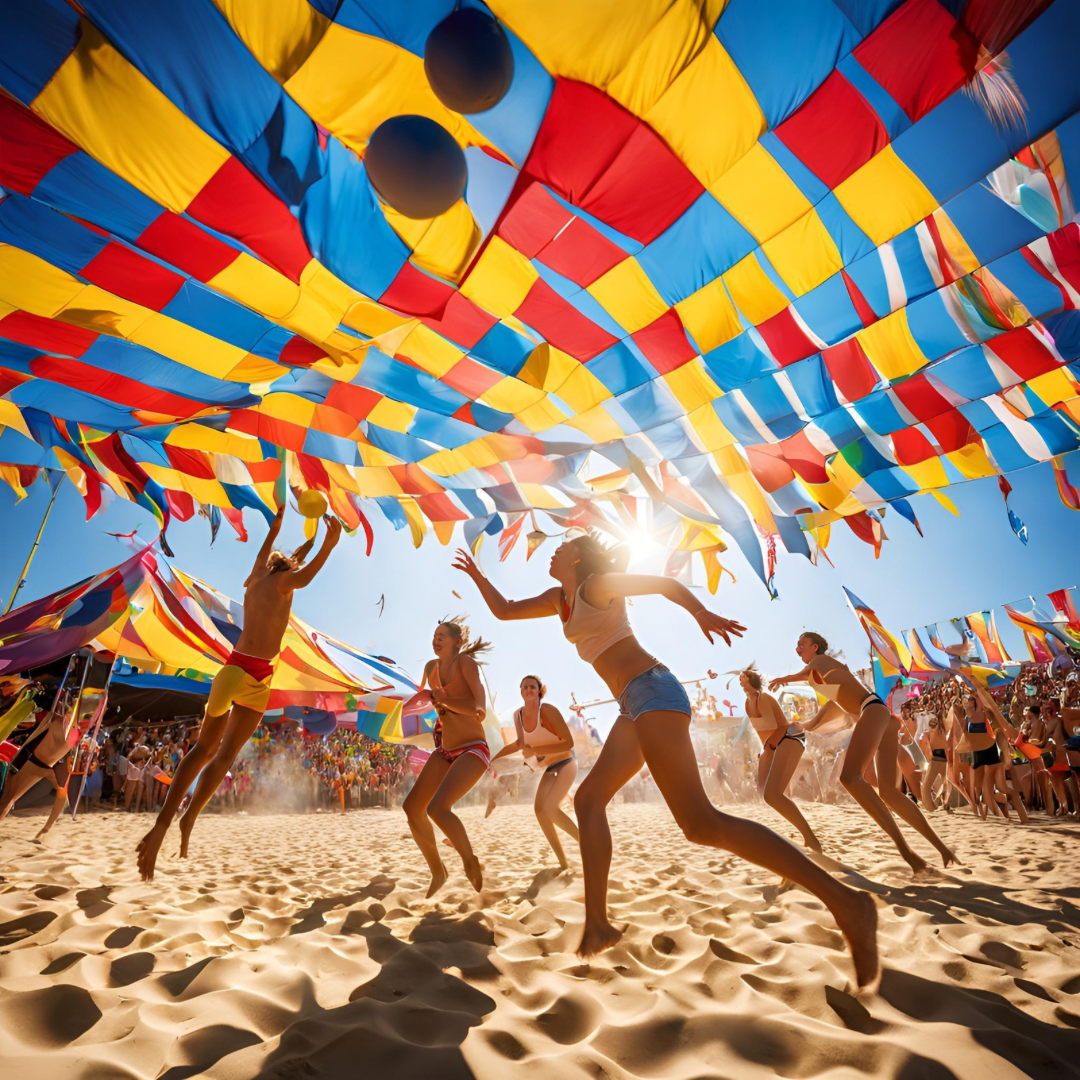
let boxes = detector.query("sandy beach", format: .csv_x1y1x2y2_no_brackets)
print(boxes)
2,802,1079,1079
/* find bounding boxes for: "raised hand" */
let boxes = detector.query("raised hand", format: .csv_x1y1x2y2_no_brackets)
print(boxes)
452,547,483,581
768,676,787,693
694,609,746,646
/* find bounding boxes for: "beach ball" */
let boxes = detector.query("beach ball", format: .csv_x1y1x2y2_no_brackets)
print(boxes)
365,115,466,219
298,489,328,519
424,8,514,114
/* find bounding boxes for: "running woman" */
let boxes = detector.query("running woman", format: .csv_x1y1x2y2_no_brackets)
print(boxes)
490,675,580,870
454,535,879,986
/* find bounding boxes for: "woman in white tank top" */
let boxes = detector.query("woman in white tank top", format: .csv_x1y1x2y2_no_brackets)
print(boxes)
490,675,579,870
454,532,880,988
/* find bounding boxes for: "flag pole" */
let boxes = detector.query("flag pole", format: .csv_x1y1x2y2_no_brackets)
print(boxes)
4,474,64,616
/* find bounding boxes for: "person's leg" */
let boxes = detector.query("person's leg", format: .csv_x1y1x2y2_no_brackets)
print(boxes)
402,754,452,896
998,763,1027,823
177,705,263,857
534,761,579,869
124,775,136,811
874,724,956,867
573,718,645,957
839,706,927,873
0,763,50,821
428,752,489,890
921,761,941,809
137,713,228,880
636,710,879,989
897,747,923,808
762,741,822,852
757,745,773,797
546,760,579,840
35,783,68,838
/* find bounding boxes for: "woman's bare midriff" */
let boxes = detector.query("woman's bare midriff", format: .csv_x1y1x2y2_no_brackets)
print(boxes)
592,637,663,699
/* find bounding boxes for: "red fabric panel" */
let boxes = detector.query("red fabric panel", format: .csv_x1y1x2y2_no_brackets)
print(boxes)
522,79,703,244
0,311,96,357
746,444,796,492
416,492,469,521
430,292,498,350
1047,222,1080,294
922,213,961,287
775,72,888,188
0,368,32,396
924,407,978,453
164,489,195,521
442,357,504,399
841,270,877,328
631,310,697,374
986,325,1059,380
756,307,818,366
80,242,185,311
29,356,202,417
228,409,308,451
279,336,328,367
324,381,381,420
246,458,281,484
892,426,937,465
0,96,78,196
379,263,495,348
853,0,978,122
778,429,829,484
891,372,951,422
296,452,331,491
138,213,240,281
497,181,574,258
164,445,217,479
536,218,627,287
312,402,361,438
822,336,878,401
186,157,312,282
515,278,616,361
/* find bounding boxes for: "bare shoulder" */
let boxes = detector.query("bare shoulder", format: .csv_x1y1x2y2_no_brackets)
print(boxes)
540,701,565,723
458,653,481,675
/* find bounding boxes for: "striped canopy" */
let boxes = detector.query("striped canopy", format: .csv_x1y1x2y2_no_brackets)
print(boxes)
1,1,1079,591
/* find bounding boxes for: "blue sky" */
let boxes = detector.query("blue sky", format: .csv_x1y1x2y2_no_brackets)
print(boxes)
1,457,1075,733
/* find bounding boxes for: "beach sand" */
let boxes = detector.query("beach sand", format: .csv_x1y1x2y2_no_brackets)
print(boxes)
2,802,1079,1079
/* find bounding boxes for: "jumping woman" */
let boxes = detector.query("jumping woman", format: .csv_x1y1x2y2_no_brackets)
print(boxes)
454,535,879,987
490,675,580,870
741,667,822,853
402,620,490,896
771,634,956,873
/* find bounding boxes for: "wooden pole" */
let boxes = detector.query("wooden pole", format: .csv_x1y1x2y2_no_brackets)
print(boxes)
4,475,64,616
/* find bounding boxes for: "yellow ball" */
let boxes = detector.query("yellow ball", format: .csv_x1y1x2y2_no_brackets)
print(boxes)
297,489,328,519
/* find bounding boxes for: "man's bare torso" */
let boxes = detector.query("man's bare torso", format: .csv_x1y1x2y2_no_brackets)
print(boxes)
236,570,294,659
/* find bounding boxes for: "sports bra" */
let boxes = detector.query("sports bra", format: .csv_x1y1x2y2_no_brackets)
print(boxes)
746,694,801,738
561,582,634,663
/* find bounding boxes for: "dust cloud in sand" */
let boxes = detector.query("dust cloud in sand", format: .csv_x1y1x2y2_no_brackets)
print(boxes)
2,804,1080,1078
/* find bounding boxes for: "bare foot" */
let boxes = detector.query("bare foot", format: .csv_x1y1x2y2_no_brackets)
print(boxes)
137,823,168,881
426,865,448,898
834,888,880,990
177,814,195,860
577,921,624,958
940,847,960,868
804,836,824,854
903,850,928,875
463,855,483,892
484,797,497,818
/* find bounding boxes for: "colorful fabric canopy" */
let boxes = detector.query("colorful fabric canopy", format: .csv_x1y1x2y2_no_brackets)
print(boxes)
0,544,428,739
2,1,1080,590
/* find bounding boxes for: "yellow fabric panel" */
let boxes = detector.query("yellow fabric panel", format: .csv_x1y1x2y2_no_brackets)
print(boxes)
0,246,85,318
833,147,938,247
516,483,569,510
0,400,32,441
900,457,950,490
431,519,456,545
58,284,151,340
166,425,265,462
394,324,464,379
459,236,538,318
143,466,229,507
33,22,230,213
675,276,741,353
562,403,624,443
946,442,997,480
645,37,765,190
1027,366,1079,407
686,402,736,452
256,394,317,425
663,359,721,412
131,310,247,380
456,438,508,470
207,253,299,320
855,309,927,381
554,363,613,414
355,439,400,467
722,253,789,325
383,200,481,283
419,447,471,477
344,298,414,338
479,376,545,414
227,354,290,385
710,142,810,243
321,460,361,496
294,260,359,343
212,0,329,82
367,398,416,433
516,397,568,432
284,24,484,154
352,467,404,497
586,258,668,333
519,343,579,394
931,208,980,276
761,210,844,297
713,445,778,532
398,497,427,547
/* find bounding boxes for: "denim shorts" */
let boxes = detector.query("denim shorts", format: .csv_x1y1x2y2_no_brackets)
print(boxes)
617,664,691,720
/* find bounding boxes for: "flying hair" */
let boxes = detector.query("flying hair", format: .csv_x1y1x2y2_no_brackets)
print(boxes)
437,615,492,658
568,528,632,578
741,664,763,692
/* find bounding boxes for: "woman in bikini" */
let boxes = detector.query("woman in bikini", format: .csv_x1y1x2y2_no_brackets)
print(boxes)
401,619,490,896
963,691,1012,820
741,666,822,853
918,707,949,809
454,536,880,987
490,675,579,870
770,633,956,872
895,702,927,808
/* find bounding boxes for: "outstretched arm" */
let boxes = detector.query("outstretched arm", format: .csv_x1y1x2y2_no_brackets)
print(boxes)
246,507,285,586
802,700,847,732
490,737,522,764
584,573,746,645
769,664,815,693
452,549,560,620
977,688,1020,741
289,517,342,589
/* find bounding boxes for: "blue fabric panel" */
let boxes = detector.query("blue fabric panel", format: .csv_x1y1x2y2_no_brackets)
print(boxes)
301,428,363,465
852,389,908,436
1044,310,1080,360
934,345,1002,400
300,146,409,298
1007,1,1080,148
835,54,909,139
829,0,903,38
467,402,514,432
1057,113,1080,209
759,133,831,204
716,0,860,128
469,321,534,376
646,420,695,460
244,94,328,208
891,227,937,303
0,340,41,375
219,483,275,524
639,193,756,306
860,466,915,500
754,249,796,302
906,291,968,362
700,332,778,392
739,378,803,434
248,325,295,363
942,184,1045,267
813,407,864,448
792,272,861,346
839,436,893,477
0,0,79,105
775,512,811,557
815,192,875,265
989,250,1065,321
968,419,1036,472
1027,411,1080,456
616,381,685,431
784,354,840,417
844,249,892,319
268,368,336,402
0,194,108,275
407,410,479,449
33,154,164,240
162,281,272,351
586,341,654,395
10,382,144,430
334,0,453,55
354,350,466,415
712,395,766,446
363,425,431,462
